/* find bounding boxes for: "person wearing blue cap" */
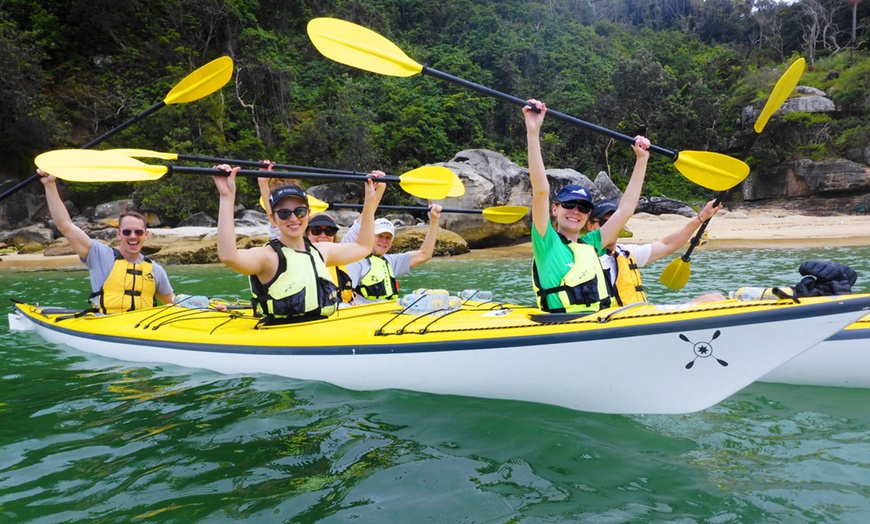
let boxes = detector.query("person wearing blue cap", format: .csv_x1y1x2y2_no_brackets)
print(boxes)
212,165,380,323
523,98,651,314
587,198,724,306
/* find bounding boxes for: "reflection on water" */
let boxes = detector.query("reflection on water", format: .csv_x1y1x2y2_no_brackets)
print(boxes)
2,246,870,521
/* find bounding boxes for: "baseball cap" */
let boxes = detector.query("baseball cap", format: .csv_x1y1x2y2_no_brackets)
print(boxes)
269,185,308,209
374,218,395,237
591,199,618,221
554,184,592,205
307,213,337,229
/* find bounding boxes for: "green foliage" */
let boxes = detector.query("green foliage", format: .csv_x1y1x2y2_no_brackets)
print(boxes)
3,0,870,220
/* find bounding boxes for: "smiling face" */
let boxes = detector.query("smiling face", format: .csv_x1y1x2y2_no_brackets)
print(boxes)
373,232,394,256
551,200,592,238
116,215,149,260
273,197,310,240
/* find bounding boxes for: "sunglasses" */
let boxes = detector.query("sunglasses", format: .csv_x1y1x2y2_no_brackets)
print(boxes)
558,201,593,213
275,207,309,220
308,226,338,236
589,217,609,226
120,229,145,236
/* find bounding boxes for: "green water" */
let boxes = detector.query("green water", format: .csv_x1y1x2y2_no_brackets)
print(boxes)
3,247,870,522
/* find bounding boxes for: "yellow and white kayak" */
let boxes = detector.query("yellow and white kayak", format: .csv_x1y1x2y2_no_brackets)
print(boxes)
9,295,870,414
761,311,870,388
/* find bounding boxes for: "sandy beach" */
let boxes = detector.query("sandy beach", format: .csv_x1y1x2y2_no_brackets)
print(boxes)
2,207,869,269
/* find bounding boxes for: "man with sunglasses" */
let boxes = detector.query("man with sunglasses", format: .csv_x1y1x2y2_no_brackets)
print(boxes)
38,170,175,313
523,98,651,314
587,198,724,306
213,165,380,322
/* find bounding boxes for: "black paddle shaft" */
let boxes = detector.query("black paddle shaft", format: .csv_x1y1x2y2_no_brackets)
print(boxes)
168,166,405,184
0,101,167,203
176,154,377,177
421,67,677,160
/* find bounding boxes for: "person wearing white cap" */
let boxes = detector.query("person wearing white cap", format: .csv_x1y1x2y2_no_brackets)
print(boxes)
586,198,724,306
523,98,651,314
345,205,443,305
212,165,380,323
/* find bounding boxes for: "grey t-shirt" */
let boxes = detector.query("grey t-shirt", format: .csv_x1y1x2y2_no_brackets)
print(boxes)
85,241,173,303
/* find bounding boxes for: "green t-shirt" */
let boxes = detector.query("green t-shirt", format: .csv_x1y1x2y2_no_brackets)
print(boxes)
531,223,603,311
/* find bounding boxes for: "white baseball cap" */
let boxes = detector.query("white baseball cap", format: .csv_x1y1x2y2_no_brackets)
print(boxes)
374,218,395,236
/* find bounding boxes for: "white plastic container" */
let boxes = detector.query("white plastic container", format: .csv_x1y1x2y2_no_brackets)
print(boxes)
459,289,494,301
175,294,211,309
728,287,793,301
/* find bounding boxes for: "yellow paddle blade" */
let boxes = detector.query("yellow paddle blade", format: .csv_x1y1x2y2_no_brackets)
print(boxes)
35,150,168,182
106,148,179,161
164,56,234,105
447,171,465,197
398,166,454,199
308,195,330,214
755,58,805,134
307,18,423,78
659,257,690,291
481,205,529,224
673,151,750,192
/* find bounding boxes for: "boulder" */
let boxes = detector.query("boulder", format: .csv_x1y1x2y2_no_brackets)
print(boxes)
178,212,217,228
636,197,696,217
94,200,136,224
779,95,836,114
390,225,469,256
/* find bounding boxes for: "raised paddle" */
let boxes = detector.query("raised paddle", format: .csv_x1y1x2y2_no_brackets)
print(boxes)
1,56,233,203
34,149,455,200
306,196,528,224
306,17,750,192
659,58,806,291
105,148,465,197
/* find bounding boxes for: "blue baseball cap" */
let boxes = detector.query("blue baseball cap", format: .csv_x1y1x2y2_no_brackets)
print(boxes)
554,184,593,205
592,199,618,220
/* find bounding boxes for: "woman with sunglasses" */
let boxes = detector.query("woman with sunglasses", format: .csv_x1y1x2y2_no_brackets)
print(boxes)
587,198,724,307
305,213,355,304
523,99,651,314
213,165,379,323
37,170,176,313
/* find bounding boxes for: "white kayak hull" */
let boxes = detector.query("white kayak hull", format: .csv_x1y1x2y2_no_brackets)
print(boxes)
9,296,870,414
761,314,870,388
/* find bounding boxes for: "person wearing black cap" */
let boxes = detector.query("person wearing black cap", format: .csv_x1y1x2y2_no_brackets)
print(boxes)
523,98,651,314
305,212,355,304
587,198,724,306
212,165,379,322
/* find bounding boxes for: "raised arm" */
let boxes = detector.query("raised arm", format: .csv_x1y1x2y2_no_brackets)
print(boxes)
214,165,271,276
319,178,378,266
647,199,722,263
524,99,551,238
408,204,443,268
343,171,387,244
598,136,651,246
38,170,92,260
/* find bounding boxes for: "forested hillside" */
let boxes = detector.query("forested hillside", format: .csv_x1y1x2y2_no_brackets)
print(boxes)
2,0,868,223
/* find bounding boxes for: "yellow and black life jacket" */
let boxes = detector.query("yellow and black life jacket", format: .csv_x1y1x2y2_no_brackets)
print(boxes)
355,255,399,301
532,235,611,313
89,249,157,314
605,246,647,307
250,238,339,322
329,265,356,304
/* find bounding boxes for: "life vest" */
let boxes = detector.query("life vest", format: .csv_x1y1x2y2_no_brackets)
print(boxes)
604,246,647,307
250,238,339,322
532,235,611,313
329,265,356,303
89,249,157,314
355,255,399,301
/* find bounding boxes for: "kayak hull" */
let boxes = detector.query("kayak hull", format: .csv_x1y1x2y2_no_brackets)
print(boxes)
9,296,870,414
761,314,870,388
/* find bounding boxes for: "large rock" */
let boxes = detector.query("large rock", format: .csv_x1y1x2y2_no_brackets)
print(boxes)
779,95,836,114
744,159,870,200
389,226,469,256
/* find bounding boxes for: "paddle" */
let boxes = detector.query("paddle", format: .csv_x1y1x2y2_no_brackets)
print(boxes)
306,195,528,224
105,147,465,197
1,56,233,203
34,149,455,200
306,17,750,192
659,58,806,291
